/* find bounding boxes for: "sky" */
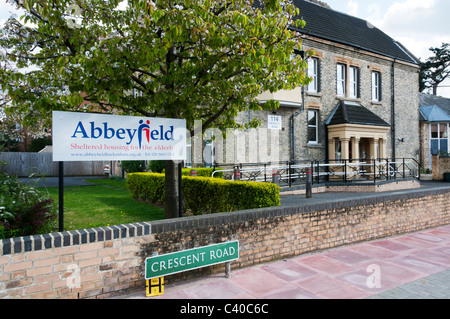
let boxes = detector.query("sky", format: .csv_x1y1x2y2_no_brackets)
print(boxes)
1,0,450,97
327,0,450,98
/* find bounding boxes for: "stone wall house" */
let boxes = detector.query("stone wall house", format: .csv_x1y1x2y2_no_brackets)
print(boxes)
193,0,421,167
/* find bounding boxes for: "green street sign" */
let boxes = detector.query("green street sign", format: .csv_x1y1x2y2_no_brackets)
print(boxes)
145,241,239,280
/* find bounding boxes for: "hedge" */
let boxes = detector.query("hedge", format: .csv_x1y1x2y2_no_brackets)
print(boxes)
126,173,280,215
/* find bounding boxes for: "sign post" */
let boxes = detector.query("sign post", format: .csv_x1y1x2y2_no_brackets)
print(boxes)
52,111,187,230
306,168,312,198
58,161,64,232
145,241,239,280
52,111,186,162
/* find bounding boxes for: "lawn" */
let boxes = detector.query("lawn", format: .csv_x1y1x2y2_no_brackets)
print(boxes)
46,178,164,231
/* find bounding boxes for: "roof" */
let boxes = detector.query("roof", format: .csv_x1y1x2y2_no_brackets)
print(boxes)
254,0,419,65
420,93,450,115
420,105,450,122
326,101,391,127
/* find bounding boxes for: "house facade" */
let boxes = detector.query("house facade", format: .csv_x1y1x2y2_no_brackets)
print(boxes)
419,93,450,170
198,0,421,167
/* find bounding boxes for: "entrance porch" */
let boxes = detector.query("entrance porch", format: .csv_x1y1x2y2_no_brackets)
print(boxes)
325,101,390,179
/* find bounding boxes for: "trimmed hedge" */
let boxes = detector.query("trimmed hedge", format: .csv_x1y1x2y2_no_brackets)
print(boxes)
127,173,280,215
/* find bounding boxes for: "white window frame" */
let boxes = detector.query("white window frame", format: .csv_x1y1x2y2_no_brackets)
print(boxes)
336,64,346,97
307,57,319,93
349,66,358,99
203,130,215,167
307,109,319,144
430,123,449,155
335,138,342,162
372,71,381,102
185,136,192,167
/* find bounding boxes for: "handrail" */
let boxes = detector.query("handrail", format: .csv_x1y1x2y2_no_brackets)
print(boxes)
209,158,420,186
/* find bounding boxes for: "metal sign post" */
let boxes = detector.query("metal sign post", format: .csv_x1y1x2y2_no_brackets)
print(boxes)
306,168,312,199
58,161,64,232
52,111,187,231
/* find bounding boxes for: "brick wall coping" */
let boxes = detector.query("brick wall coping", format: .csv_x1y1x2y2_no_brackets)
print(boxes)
2,185,450,256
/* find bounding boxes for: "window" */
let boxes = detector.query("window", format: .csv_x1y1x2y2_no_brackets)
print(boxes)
185,136,192,167
203,130,215,167
335,138,341,162
307,57,319,93
431,123,449,155
307,110,319,144
336,64,346,96
372,71,381,101
349,67,359,99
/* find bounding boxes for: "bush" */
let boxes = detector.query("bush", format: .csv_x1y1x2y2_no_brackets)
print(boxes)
182,168,224,178
127,173,165,204
0,168,57,239
127,173,280,215
148,160,166,173
122,160,146,173
28,137,52,152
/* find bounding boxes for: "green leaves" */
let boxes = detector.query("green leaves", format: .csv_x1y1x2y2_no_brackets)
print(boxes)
1,0,309,133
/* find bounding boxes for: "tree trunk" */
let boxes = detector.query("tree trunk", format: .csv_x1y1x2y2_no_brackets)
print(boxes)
433,84,438,95
164,160,180,219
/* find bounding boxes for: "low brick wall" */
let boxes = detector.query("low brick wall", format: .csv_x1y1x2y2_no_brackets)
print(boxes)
281,179,420,196
1,187,450,299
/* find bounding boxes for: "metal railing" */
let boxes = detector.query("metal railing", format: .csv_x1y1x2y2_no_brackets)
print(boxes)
210,158,421,187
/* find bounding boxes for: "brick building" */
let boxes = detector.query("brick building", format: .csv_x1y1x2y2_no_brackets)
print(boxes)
419,93,450,171
197,0,421,167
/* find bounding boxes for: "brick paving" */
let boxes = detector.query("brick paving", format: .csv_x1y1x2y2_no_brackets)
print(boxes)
109,182,450,300
368,269,450,299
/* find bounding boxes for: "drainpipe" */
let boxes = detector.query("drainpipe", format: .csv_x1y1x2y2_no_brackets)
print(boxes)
291,86,305,162
391,59,396,160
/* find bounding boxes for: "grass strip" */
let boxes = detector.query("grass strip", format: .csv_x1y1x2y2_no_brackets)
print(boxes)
46,180,164,230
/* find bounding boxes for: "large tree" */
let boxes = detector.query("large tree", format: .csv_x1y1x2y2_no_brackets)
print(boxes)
0,0,311,218
420,43,450,95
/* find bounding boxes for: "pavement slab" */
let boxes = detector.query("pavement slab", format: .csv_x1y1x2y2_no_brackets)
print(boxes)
107,182,450,301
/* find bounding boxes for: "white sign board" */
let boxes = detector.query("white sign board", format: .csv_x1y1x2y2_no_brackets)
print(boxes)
268,115,282,130
52,111,186,162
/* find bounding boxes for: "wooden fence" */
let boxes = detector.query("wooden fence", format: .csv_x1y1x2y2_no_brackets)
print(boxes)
0,152,107,177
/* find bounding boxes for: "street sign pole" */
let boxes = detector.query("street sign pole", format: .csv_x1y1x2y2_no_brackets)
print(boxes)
58,161,64,232
178,161,182,218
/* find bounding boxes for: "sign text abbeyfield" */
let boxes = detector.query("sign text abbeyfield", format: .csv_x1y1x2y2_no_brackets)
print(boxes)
145,241,239,280
52,111,186,162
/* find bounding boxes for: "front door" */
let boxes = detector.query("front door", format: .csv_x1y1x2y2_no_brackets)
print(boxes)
359,138,371,161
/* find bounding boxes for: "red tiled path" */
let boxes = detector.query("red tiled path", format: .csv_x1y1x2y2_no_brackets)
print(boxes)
112,224,450,299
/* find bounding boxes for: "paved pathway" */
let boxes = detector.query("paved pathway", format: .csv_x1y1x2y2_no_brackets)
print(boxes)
368,268,450,299
110,224,450,300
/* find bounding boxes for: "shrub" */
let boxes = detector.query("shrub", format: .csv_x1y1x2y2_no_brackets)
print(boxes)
182,168,224,178
0,169,57,239
28,137,52,152
127,173,165,204
148,160,166,173
127,173,280,215
122,160,146,173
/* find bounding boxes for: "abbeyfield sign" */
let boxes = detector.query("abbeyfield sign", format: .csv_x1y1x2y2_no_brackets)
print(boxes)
145,241,239,280
52,111,186,161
